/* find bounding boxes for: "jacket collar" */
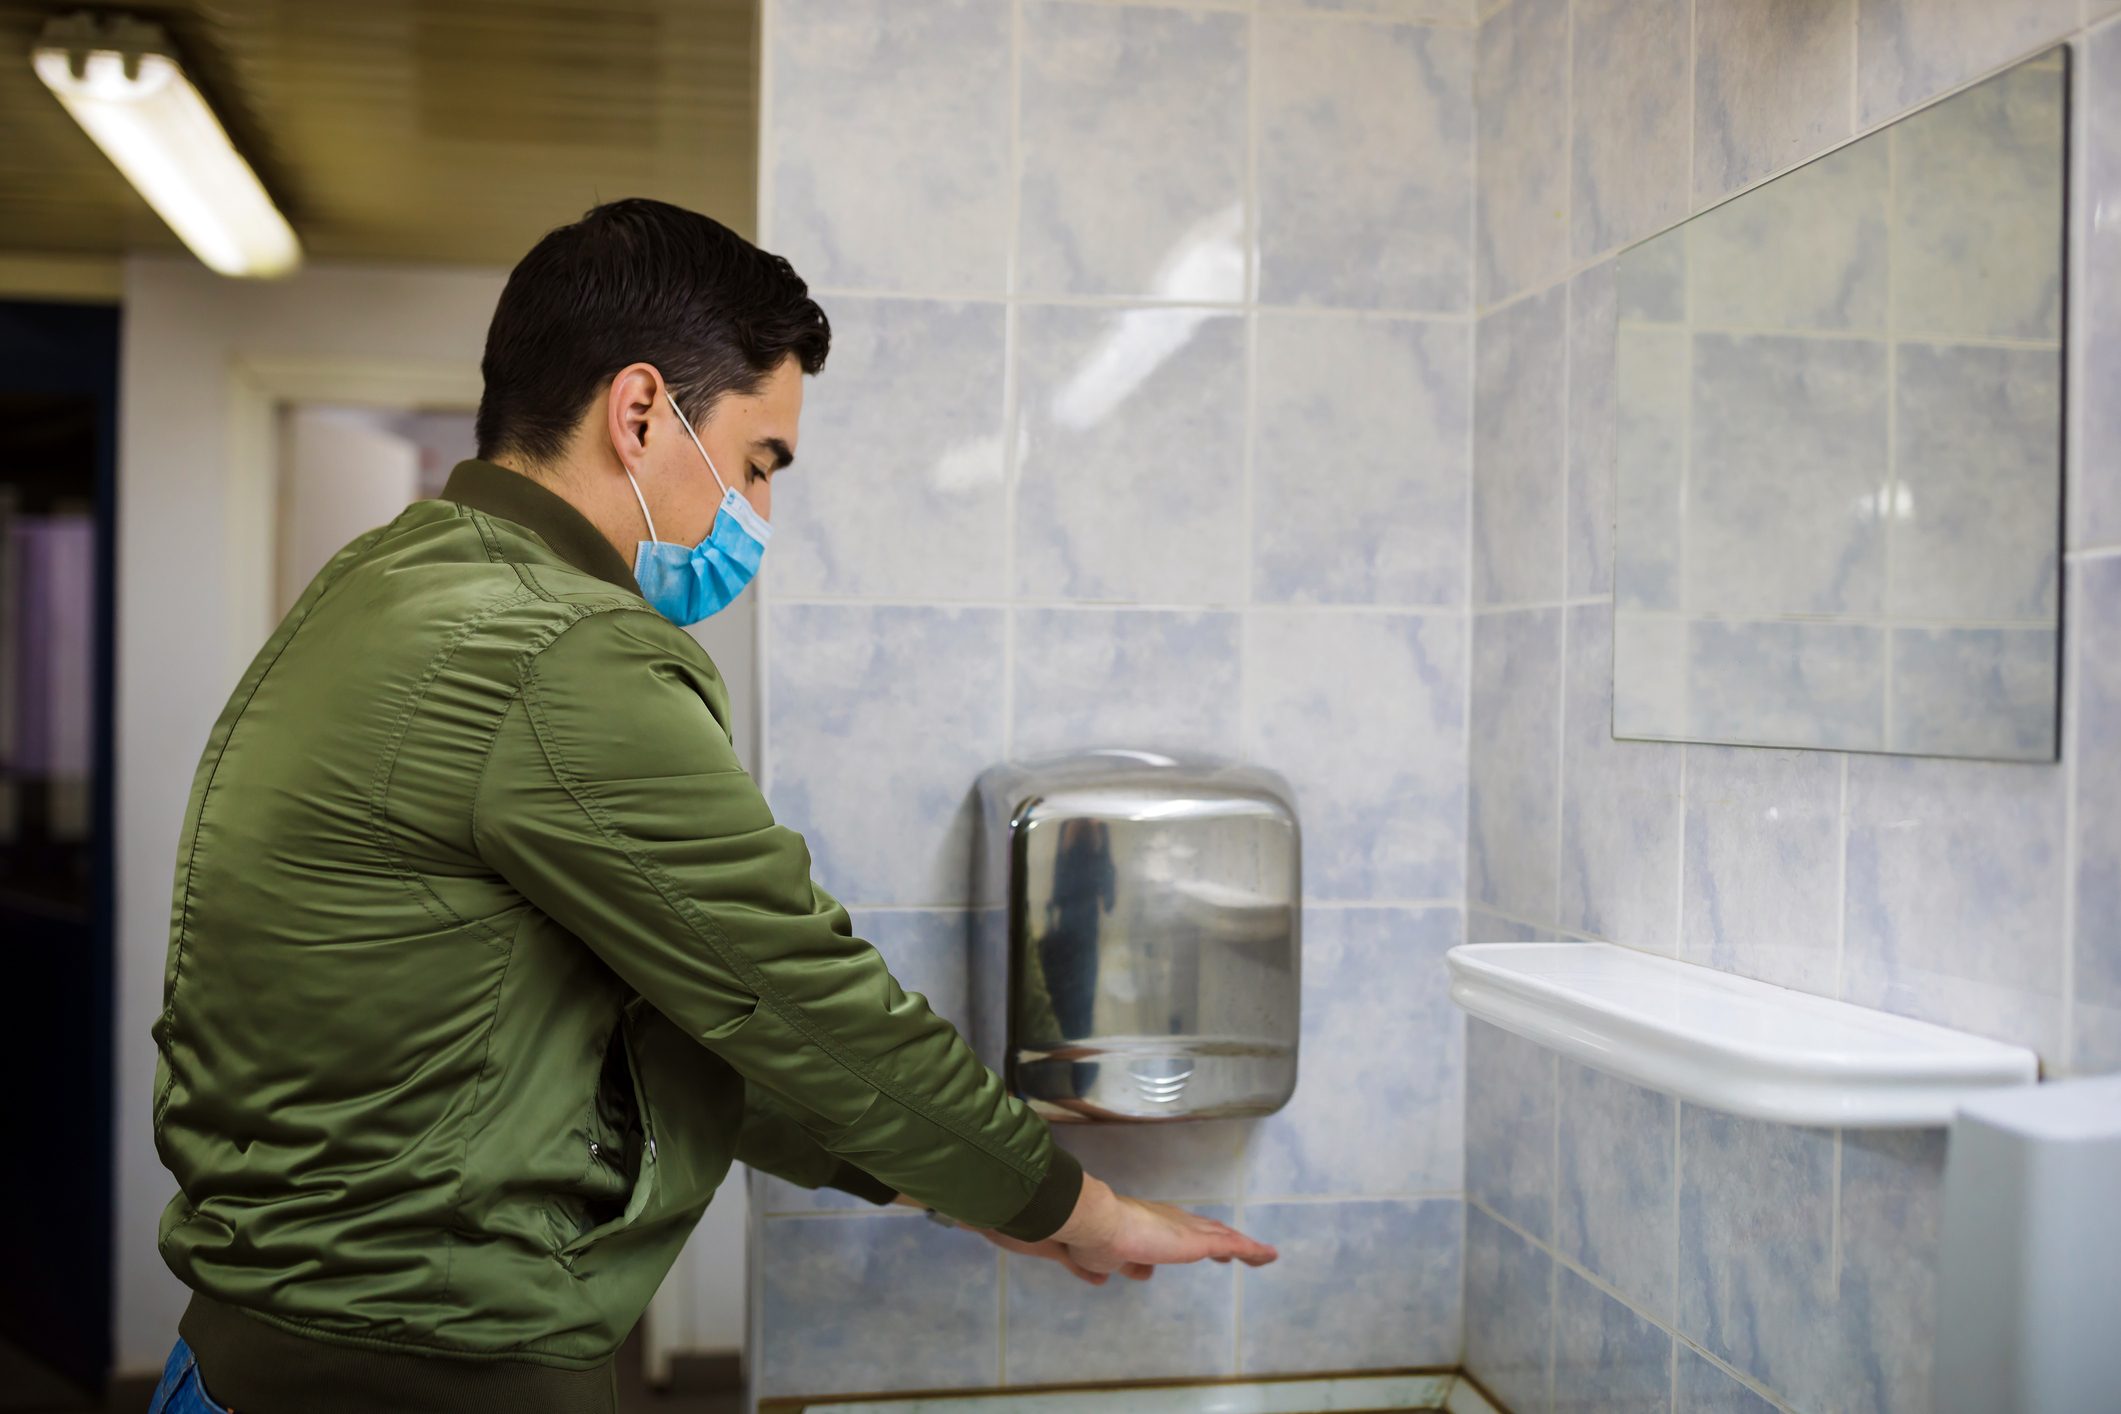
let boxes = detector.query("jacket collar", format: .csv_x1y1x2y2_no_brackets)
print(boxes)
440,459,639,595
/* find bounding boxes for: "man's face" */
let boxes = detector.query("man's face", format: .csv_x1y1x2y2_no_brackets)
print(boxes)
644,353,804,547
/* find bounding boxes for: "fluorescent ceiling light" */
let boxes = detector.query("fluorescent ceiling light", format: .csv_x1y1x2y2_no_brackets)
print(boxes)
33,14,300,278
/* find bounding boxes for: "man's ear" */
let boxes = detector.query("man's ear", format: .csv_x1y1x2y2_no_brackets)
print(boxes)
604,363,662,472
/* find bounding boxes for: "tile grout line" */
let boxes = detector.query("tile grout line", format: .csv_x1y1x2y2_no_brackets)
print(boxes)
1233,0,1261,1376
801,286,1481,320
1469,1195,1800,1414
998,0,1024,1384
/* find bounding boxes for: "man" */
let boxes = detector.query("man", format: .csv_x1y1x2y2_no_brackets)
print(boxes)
148,199,1276,1414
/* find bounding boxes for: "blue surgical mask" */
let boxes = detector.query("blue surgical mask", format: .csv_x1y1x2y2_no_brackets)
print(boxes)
624,395,772,626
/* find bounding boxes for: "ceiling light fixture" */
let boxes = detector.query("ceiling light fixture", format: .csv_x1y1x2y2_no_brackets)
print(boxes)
32,12,300,278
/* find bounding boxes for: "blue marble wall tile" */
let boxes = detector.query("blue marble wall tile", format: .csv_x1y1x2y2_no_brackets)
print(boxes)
1004,1204,1237,1385
1552,1265,1672,1414
1843,754,2067,1057
1613,325,1688,615
1835,1129,1949,1414
1675,1108,1836,1411
1571,0,1690,260
772,298,1007,600
1466,1204,1554,1414
1693,0,1855,201
1856,0,2077,126
1055,1119,1252,1205
1471,608,1562,919
1557,1063,1675,1320
1560,605,1684,953
1688,333,1890,619
1568,262,1618,599
1468,908,1569,944
1467,1018,1556,1240
1685,137,1889,333
2080,25,2121,552
1253,314,1470,607
1680,1115,1945,1414
1682,746,1843,996
759,1212,1000,1397
1888,50,2068,342
767,604,1005,906
1013,304,1246,604
1474,285,1566,606
757,907,977,1213
1246,906,1464,1198
1890,342,2062,622
767,0,1011,294
1476,0,1570,303
1684,619,1887,753
1674,1348,1778,1414
1011,608,1242,760
1239,1198,1465,1374
1258,14,1473,311
2073,556,2121,1074
1888,627,2060,761
1017,3,1248,302
1247,610,1467,900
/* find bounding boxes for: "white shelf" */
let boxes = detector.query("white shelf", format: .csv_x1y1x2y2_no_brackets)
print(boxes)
1446,942,2039,1128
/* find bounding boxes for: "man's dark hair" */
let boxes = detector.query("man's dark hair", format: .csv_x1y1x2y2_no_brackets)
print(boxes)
475,198,830,466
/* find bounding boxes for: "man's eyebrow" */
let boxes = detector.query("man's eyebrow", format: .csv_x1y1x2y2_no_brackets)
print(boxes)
756,437,794,470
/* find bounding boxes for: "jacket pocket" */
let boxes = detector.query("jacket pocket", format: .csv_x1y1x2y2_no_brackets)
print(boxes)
554,1003,659,1260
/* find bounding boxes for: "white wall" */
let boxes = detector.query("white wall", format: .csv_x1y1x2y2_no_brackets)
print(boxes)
113,254,758,1372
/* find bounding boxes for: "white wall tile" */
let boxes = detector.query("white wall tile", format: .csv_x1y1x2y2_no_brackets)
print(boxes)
1248,610,1469,899
772,298,1008,600
1239,1198,1465,1373
767,0,1012,293
1259,14,1474,310
766,604,1004,907
1017,3,1249,301
1252,314,1471,607
1246,906,1465,1197
1013,304,1247,604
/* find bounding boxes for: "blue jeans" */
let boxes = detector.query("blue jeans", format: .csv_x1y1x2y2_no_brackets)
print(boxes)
148,1339,232,1413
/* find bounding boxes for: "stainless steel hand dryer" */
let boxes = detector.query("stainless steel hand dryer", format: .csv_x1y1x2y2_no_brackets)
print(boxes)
975,750,1301,1123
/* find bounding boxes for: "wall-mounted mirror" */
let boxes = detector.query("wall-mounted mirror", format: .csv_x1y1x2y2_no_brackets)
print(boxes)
1610,46,2067,761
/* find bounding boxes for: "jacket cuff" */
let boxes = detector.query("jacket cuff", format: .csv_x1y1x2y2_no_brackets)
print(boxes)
826,1161,899,1206
992,1145,1085,1243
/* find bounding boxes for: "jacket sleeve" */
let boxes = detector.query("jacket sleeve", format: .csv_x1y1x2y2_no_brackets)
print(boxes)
736,1083,898,1206
473,607,1081,1241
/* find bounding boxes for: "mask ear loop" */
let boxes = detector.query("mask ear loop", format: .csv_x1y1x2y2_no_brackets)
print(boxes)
666,390,732,497
623,466,660,545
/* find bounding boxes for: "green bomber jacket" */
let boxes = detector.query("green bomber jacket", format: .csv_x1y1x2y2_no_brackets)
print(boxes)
152,460,1081,1413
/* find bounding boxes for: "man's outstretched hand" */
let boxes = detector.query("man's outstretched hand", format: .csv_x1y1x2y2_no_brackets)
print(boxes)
899,1173,1279,1287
